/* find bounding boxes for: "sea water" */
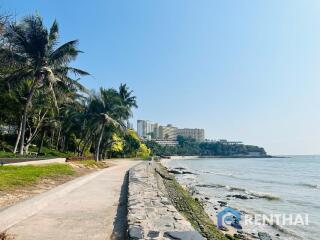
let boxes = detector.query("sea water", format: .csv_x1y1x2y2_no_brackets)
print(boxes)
166,156,320,240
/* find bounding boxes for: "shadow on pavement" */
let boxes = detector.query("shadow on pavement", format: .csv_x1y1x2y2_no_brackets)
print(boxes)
111,171,129,240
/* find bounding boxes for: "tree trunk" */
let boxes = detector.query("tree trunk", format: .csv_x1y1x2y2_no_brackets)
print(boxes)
95,123,105,161
77,130,88,156
19,80,38,155
38,130,46,154
80,137,91,157
24,143,30,154
51,130,55,148
56,127,61,150
13,117,23,153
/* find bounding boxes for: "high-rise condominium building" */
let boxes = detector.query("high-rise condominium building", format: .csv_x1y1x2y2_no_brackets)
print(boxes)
177,128,205,142
137,120,205,142
159,124,178,140
137,120,158,139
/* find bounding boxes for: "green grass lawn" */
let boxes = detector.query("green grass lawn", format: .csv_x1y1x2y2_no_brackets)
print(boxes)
0,163,76,190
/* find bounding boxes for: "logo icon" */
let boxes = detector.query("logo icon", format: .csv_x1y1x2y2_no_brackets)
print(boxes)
217,207,242,230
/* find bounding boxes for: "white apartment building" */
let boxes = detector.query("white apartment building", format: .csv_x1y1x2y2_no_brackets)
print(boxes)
159,124,178,140
137,120,158,139
137,120,205,142
177,128,205,142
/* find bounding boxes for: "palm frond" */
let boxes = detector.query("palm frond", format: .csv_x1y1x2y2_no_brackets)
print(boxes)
65,67,90,76
21,15,48,61
49,40,81,65
49,20,59,45
0,48,27,65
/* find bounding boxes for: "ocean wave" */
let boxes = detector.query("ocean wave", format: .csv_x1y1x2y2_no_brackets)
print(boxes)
286,199,320,209
198,171,320,192
196,183,280,200
270,223,303,239
196,183,226,188
226,185,247,192
199,170,235,177
198,170,296,185
298,183,319,189
246,191,280,201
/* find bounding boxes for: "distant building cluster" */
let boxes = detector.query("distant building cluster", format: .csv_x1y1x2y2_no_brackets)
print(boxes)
137,120,205,145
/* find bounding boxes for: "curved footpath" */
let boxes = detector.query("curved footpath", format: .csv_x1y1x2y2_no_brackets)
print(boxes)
0,160,204,240
0,160,139,240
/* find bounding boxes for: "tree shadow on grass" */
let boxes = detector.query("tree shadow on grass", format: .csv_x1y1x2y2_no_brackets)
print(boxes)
111,171,129,240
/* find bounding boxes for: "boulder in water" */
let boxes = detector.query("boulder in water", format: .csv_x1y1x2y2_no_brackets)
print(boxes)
182,171,195,174
227,194,249,200
168,169,182,174
258,232,272,240
217,201,227,206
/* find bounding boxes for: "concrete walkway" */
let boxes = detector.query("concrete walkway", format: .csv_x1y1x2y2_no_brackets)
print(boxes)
0,160,140,240
5,157,66,166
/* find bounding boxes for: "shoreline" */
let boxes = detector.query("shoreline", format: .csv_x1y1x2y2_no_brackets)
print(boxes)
160,159,280,240
160,158,310,240
155,161,229,240
160,155,284,160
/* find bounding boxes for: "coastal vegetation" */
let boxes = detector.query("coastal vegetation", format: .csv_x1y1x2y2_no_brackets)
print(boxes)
0,13,150,161
146,136,267,157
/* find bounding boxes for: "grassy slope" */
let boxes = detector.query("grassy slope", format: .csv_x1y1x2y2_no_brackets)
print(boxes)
0,163,75,190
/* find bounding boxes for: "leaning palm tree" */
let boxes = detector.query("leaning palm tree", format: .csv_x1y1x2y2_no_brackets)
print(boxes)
0,15,89,155
88,88,126,161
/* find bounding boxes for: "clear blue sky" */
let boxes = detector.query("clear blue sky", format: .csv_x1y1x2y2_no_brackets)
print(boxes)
2,0,320,155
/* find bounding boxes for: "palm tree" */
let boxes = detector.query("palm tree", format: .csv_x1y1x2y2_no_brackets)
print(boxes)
118,83,137,119
87,88,125,160
0,15,89,155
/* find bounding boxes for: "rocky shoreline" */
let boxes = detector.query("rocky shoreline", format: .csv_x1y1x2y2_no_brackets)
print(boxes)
162,163,285,240
127,160,280,240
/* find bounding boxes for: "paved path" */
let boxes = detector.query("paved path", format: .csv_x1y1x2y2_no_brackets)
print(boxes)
4,157,66,166
0,160,140,240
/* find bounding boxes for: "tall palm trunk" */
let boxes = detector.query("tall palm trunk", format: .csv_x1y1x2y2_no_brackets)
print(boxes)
55,127,61,150
80,137,91,156
95,122,105,161
38,130,46,154
13,117,23,153
19,79,38,155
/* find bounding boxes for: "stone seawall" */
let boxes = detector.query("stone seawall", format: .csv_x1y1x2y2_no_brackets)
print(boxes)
127,162,204,240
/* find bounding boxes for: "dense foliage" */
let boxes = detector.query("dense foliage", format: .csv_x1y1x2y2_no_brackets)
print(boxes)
145,136,267,157
0,14,150,160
